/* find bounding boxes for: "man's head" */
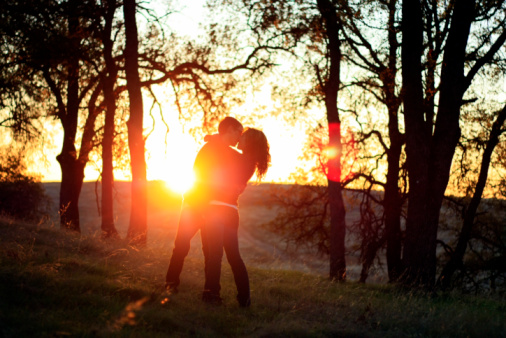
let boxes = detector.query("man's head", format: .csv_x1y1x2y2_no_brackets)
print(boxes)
218,116,243,146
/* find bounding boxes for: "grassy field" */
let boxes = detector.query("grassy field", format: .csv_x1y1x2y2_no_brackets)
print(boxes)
0,182,505,337
1,215,505,337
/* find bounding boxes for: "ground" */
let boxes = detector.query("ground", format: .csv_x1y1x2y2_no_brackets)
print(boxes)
43,181,387,283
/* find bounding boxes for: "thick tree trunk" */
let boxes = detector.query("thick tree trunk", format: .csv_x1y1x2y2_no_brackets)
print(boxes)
401,0,432,286
401,0,476,287
328,168,347,280
123,0,147,246
58,9,82,231
438,106,506,289
57,154,85,231
101,77,117,238
421,0,474,286
317,0,346,281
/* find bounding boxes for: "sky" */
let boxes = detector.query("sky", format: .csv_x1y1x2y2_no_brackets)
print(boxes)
8,0,506,198
30,0,321,192
37,85,313,192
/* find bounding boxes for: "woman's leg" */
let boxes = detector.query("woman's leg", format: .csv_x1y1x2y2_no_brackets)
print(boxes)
201,207,225,302
223,212,250,307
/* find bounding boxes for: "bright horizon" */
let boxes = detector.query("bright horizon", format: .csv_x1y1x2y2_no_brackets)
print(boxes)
27,0,316,194
34,84,316,195
8,0,504,199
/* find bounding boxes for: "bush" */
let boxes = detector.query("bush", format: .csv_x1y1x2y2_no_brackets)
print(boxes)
0,178,50,221
0,153,51,221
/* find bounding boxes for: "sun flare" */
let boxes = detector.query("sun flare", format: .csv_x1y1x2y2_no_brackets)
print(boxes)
163,166,196,194
146,131,199,194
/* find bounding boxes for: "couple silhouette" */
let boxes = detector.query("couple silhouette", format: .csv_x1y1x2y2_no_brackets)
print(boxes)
164,117,271,307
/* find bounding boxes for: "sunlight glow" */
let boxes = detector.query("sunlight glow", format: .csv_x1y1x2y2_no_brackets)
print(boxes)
253,115,307,183
323,146,339,159
164,167,196,194
146,129,198,194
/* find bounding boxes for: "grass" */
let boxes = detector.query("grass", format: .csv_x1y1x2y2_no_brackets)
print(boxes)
0,217,505,337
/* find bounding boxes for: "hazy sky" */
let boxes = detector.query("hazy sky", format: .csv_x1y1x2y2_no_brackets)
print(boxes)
35,0,316,192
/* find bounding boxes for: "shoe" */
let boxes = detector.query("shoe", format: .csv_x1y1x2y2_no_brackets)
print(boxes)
165,283,179,294
237,295,251,307
202,291,222,305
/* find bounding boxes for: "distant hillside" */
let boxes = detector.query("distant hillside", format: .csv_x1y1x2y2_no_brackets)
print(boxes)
43,182,505,284
42,182,383,282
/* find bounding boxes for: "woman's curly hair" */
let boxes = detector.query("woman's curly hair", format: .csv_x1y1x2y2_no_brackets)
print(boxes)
241,128,271,180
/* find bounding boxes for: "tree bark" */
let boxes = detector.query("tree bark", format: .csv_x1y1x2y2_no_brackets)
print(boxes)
317,0,346,281
57,153,85,232
401,0,476,287
123,0,147,246
100,0,119,239
383,0,403,282
57,5,82,232
384,111,403,282
438,105,506,289
401,0,432,286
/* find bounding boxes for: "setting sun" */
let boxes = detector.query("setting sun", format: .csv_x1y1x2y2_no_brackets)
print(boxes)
163,166,196,194
146,130,199,194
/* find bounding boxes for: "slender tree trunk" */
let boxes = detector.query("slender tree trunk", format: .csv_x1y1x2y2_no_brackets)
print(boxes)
383,0,403,282
123,0,147,246
101,91,116,238
384,126,403,282
438,105,506,289
317,0,346,281
101,0,119,239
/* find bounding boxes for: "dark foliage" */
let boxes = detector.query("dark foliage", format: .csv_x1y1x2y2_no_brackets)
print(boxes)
438,197,506,293
265,184,393,283
0,154,51,221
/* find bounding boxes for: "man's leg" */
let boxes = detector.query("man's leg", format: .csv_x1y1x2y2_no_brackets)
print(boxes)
165,204,201,291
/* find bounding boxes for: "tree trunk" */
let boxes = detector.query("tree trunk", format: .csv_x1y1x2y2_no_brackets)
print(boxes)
401,0,432,286
384,128,403,282
101,96,116,238
101,0,119,239
401,0,476,287
425,0,475,280
57,154,85,232
317,0,346,281
383,0,403,282
58,8,82,232
438,105,506,289
123,0,147,246
328,178,347,280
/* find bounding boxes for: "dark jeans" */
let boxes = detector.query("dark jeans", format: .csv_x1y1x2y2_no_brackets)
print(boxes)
165,204,206,288
202,205,250,304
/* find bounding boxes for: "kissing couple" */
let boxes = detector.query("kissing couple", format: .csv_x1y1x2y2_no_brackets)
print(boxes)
165,116,271,307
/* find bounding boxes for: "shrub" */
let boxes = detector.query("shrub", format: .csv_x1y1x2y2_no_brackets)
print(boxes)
0,153,51,221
